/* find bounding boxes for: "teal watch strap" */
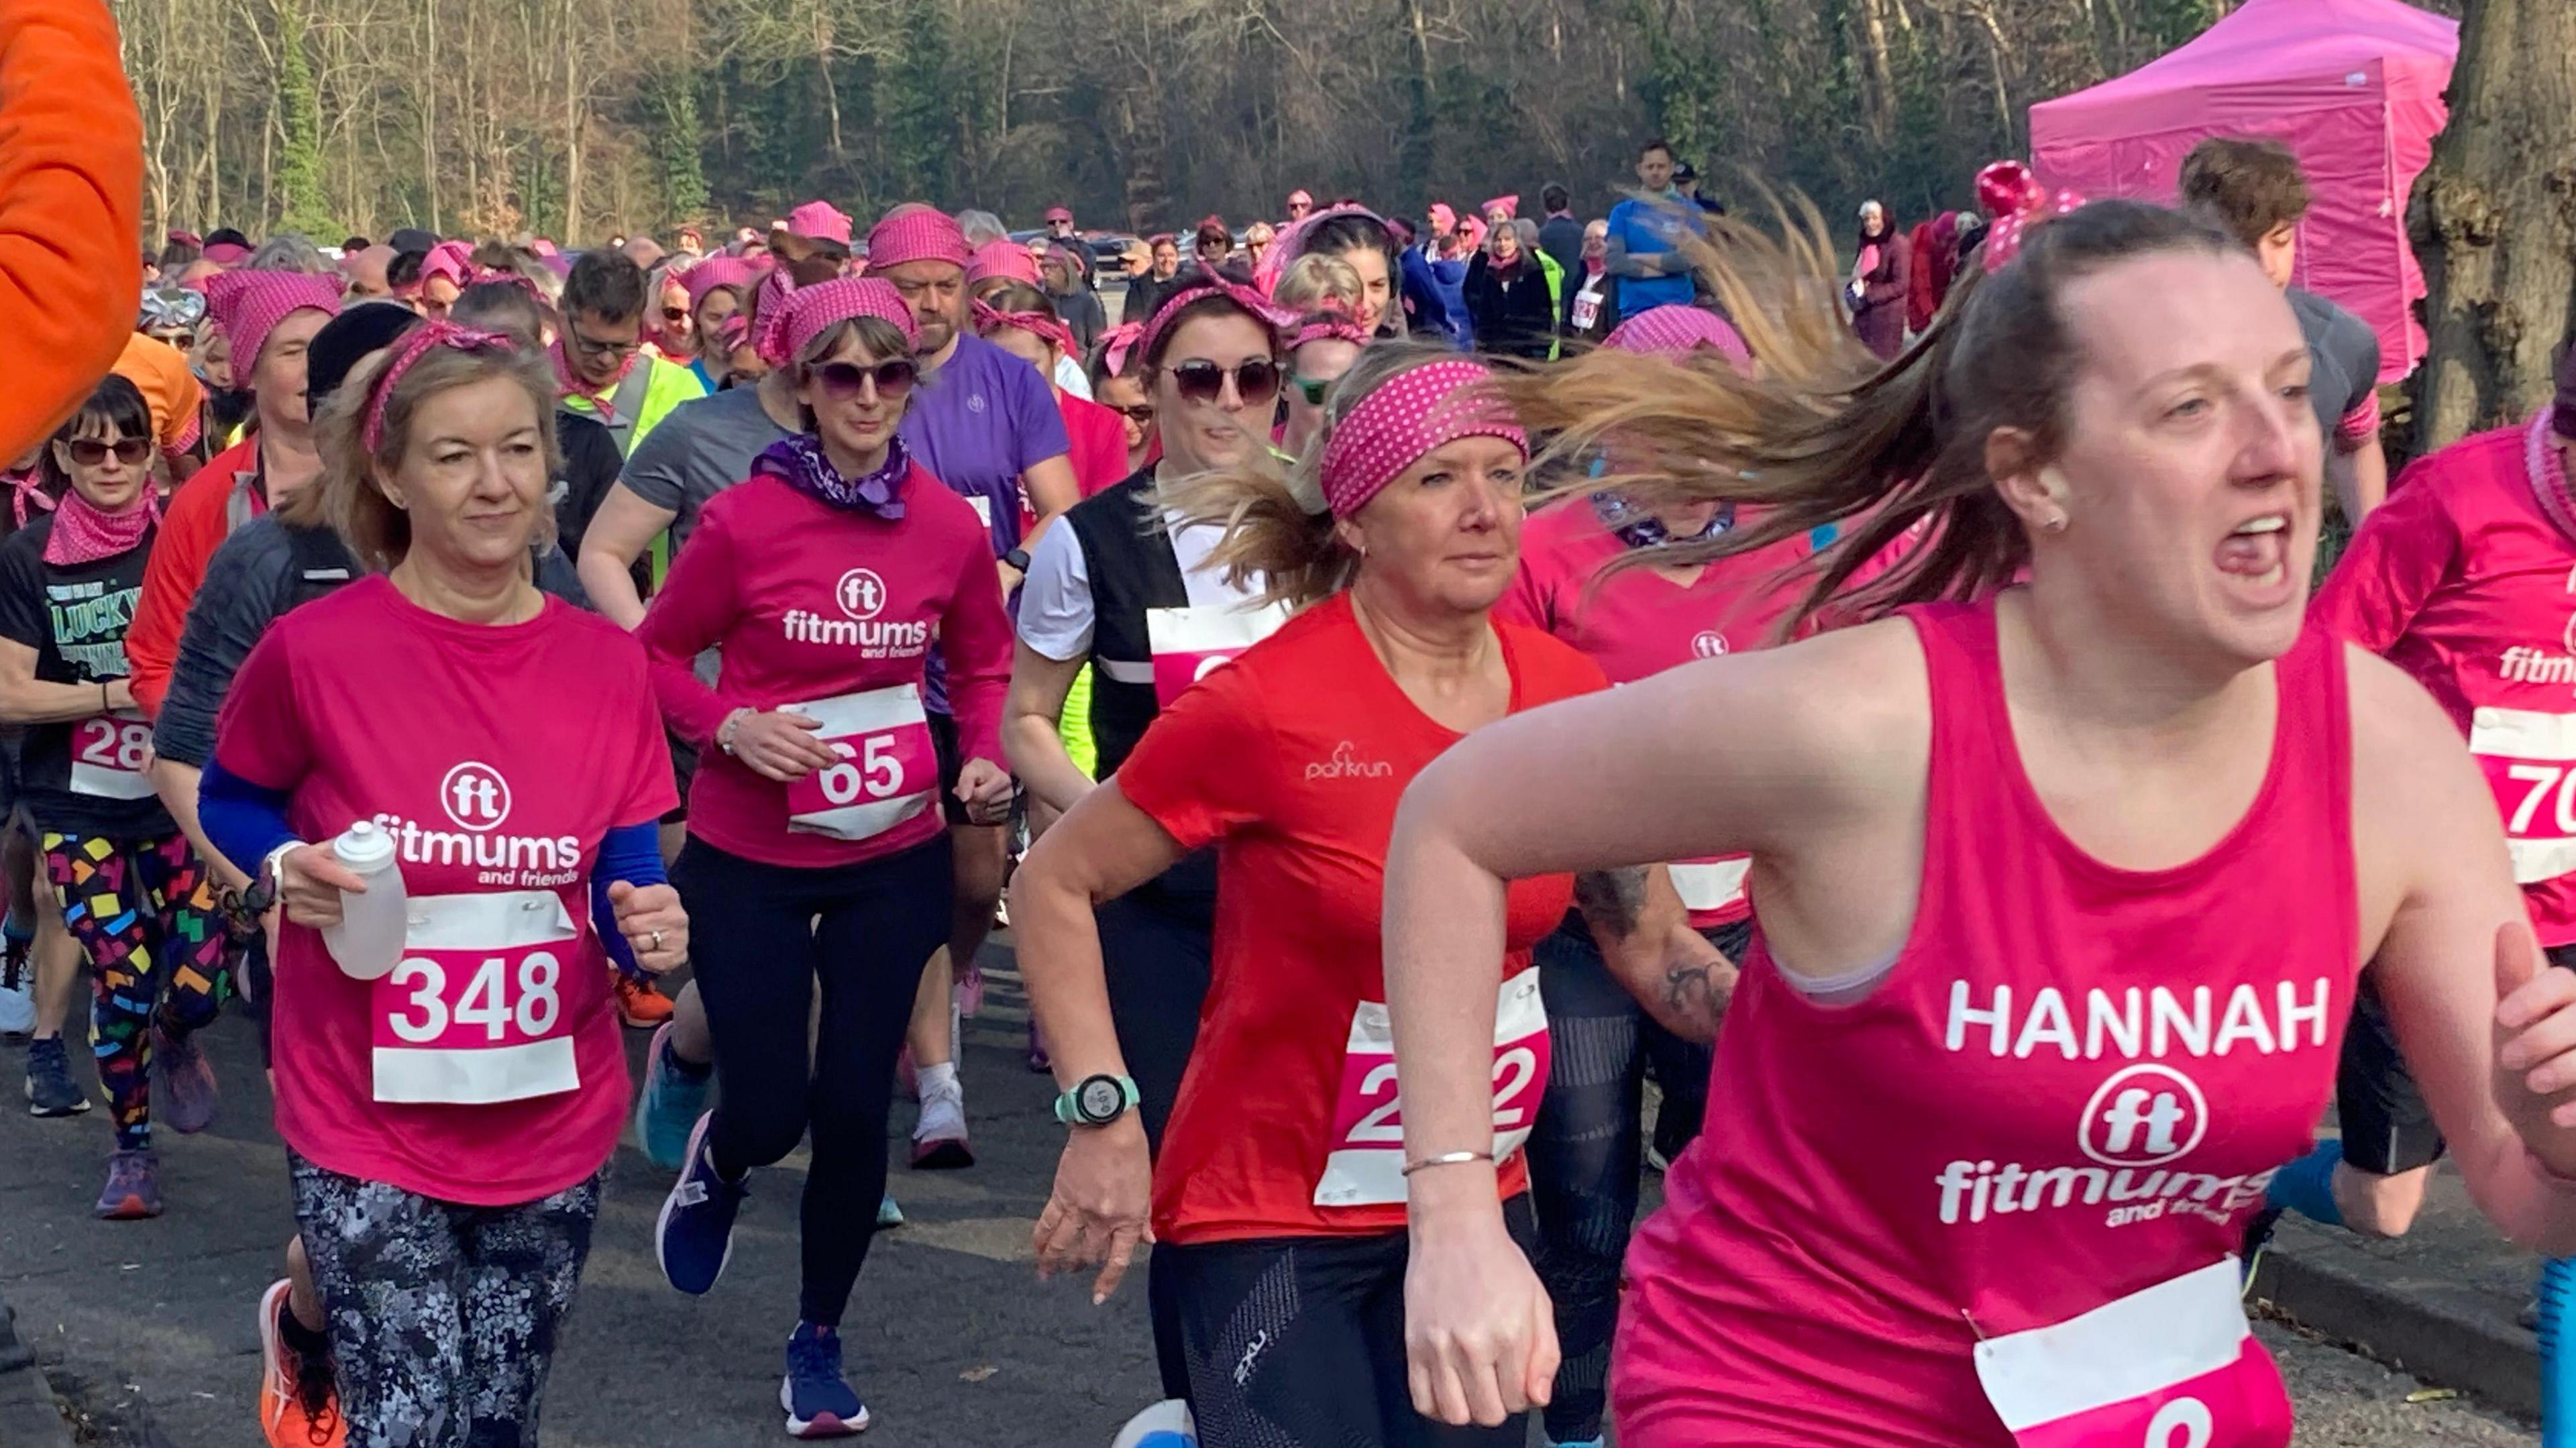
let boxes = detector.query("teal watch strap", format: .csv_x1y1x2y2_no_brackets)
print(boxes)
1054,1073,1140,1126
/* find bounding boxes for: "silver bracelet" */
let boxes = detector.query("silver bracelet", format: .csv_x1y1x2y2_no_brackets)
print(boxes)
1400,1150,1495,1178
716,708,749,757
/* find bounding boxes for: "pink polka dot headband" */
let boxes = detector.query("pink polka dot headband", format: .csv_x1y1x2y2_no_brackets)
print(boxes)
1318,359,1526,520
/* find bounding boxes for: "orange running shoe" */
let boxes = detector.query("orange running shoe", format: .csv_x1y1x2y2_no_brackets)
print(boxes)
615,973,674,1027
258,1279,345,1448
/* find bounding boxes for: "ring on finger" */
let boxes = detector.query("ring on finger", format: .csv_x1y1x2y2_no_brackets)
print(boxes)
649,929,664,951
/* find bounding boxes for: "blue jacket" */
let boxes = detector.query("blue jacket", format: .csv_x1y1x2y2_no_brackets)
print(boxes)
1400,247,1469,349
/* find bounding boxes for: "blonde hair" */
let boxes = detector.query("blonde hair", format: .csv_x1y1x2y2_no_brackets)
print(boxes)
311,341,564,571
1156,340,1468,610
1272,254,1364,316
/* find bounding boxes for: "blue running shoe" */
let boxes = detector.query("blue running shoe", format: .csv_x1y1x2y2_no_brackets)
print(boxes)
781,1323,869,1438
636,1022,712,1170
655,1111,746,1295
1110,1400,1196,1447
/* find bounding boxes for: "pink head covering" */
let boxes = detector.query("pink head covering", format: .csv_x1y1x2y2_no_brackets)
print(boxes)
865,205,973,272
684,256,757,311
1974,160,2047,220
203,269,345,377
1096,322,1144,377
1982,186,2086,274
972,298,1077,359
527,238,562,259
1457,216,1488,253
419,240,474,289
362,323,514,453
755,276,918,368
201,241,251,267
966,239,1042,288
1603,304,1752,371
1136,272,1296,370
1288,300,1371,353
1319,359,1525,519
1428,203,1457,235
1482,195,1520,221
1255,203,1387,294
786,201,855,245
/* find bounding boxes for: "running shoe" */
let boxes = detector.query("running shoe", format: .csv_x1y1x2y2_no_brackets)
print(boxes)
876,1195,904,1229
95,1148,162,1219
780,1322,869,1438
152,1019,219,1134
635,1021,712,1171
910,1081,973,1169
25,1036,91,1116
2239,1205,2283,1297
656,1111,747,1294
257,1279,346,1448
615,974,674,1027
1110,1400,1197,1448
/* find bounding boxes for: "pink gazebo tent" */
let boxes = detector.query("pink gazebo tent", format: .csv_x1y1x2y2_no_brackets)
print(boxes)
2029,0,2458,383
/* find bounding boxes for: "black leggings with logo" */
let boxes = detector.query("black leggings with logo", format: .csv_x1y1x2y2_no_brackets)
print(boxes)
674,835,953,1327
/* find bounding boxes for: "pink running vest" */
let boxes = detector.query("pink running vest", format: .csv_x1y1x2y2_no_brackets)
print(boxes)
1615,598,2359,1447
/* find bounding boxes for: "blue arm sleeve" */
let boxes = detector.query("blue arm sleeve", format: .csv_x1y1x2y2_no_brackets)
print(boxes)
199,757,298,872
590,820,667,977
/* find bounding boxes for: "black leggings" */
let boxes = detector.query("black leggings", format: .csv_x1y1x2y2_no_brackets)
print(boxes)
1524,915,1741,1444
1157,1197,1541,1448
674,836,952,1327
1097,865,1215,1402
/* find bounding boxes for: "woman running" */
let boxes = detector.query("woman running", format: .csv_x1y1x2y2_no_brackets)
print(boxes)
0,374,233,1218
641,278,1014,1438
1258,206,1401,339
1378,199,2576,1445
1283,306,1370,459
682,258,757,393
1013,345,1717,1448
196,323,687,1447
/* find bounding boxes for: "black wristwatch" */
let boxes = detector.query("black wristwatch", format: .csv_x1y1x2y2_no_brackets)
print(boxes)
1053,1073,1140,1127
1002,547,1032,573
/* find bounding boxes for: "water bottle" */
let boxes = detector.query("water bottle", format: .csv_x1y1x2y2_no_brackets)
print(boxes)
321,822,408,981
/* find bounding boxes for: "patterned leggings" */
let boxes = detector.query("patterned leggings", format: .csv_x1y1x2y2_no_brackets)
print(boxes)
42,830,231,1150
290,1154,604,1448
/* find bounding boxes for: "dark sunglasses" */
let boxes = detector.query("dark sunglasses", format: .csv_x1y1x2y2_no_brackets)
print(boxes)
661,306,690,323
1112,403,1155,423
65,437,151,467
1293,376,1333,406
814,357,920,401
1168,357,1283,408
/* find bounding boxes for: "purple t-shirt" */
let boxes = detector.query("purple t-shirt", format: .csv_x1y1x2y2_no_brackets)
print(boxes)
901,332,1070,560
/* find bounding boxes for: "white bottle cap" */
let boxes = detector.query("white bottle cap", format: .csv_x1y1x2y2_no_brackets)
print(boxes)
333,820,397,874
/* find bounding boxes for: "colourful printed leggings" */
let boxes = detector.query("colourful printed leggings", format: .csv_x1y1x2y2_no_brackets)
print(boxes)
42,830,232,1150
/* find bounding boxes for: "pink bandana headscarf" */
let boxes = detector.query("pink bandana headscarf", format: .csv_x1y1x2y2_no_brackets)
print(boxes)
1319,359,1525,519
203,269,345,377
755,277,918,369
971,298,1076,359
1483,195,1520,221
684,257,757,311
1976,162,2084,274
1096,322,1145,377
966,239,1042,288
1256,203,1387,296
786,201,855,246
865,205,973,272
419,240,475,290
1289,299,1371,353
1136,272,1296,369
365,323,515,453
1604,304,1752,372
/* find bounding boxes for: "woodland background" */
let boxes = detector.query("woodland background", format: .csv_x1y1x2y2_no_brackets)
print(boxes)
108,0,2364,245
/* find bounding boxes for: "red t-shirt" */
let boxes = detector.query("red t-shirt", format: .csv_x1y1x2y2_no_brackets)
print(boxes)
128,437,260,715
634,467,1012,869
1061,394,1131,499
215,577,675,1205
1118,592,1607,1245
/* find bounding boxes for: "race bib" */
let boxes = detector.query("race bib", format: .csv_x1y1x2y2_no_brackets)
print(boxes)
1974,1259,2291,1448
782,685,941,841
372,891,582,1105
69,709,154,800
1314,967,1548,1208
1146,601,1290,707
2469,706,2576,883
1668,856,1750,916
968,494,995,528
1571,282,1604,333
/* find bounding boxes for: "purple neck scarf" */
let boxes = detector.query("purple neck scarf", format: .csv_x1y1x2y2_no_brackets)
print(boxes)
753,433,911,519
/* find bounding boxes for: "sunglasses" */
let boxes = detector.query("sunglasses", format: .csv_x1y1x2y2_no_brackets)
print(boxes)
1293,376,1333,406
814,357,920,401
1167,357,1283,408
661,307,689,323
65,437,151,467
1112,403,1155,423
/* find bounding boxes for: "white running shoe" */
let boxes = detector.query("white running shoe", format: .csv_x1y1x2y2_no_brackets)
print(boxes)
1111,1400,1196,1448
910,1082,973,1169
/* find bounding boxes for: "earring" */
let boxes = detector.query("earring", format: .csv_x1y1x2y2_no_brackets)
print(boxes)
2041,510,2068,534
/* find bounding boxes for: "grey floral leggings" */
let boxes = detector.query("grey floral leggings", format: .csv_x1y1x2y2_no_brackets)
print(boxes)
288,1154,604,1448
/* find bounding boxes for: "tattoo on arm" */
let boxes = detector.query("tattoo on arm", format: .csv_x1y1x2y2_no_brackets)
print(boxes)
1574,867,1650,937
1663,956,1735,1038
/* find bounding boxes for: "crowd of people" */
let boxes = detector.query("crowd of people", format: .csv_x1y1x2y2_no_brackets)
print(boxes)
6,26,2576,1442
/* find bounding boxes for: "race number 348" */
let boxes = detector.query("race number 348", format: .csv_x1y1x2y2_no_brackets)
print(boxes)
384,950,563,1044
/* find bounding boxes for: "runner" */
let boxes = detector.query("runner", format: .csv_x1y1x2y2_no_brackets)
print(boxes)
969,243,1093,400
972,284,1128,498
127,268,343,717
0,375,229,1218
197,322,686,1448
553,249,710,457
682,257,759,393
1005,272,1298,1408
0,439,83,1119
1282,305,1370,458
1014,345,1715,1447
867,203,1078,1170
639,278,1013,1437
2300,344,2576,1440
1257,206,1401,339
1373,197,2576,1446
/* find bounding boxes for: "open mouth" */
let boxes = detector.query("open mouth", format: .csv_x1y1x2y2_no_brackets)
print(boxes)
2215,512,2289,591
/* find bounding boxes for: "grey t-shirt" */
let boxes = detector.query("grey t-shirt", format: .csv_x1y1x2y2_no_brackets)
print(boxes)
616,384,793,557
2288,288,2381,500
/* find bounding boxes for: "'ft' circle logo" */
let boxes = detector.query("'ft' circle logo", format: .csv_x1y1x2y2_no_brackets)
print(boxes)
2077,1064,2208,1168
439,762,513,832
1692,631,1729,659
836,569,888,621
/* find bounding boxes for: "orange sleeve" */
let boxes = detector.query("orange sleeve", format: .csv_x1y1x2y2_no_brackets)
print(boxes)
0,1,143,461
127,472,225,716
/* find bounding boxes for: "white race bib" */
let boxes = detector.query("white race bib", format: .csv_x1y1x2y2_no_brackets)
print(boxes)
1145,601,1290,708
2471,706,2576,884
371,891,582,1105
1668,856,1750,915
69,709,154,799
781,685,941,841
1313,968,1549,1208
1973,1260,2291,1448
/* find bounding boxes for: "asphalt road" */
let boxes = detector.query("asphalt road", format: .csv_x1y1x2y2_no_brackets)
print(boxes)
0,966,2539,1448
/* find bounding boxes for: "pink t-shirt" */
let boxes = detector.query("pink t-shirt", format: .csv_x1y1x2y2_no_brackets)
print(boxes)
215,577,675,1206
634,466,1012,869
2312,423,2576,944
1497,498,1816,926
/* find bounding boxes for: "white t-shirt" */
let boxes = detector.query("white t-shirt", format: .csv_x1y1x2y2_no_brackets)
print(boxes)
1018,510,1259,661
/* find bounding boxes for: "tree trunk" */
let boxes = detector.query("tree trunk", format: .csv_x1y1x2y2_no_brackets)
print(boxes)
2410,0,2576,451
